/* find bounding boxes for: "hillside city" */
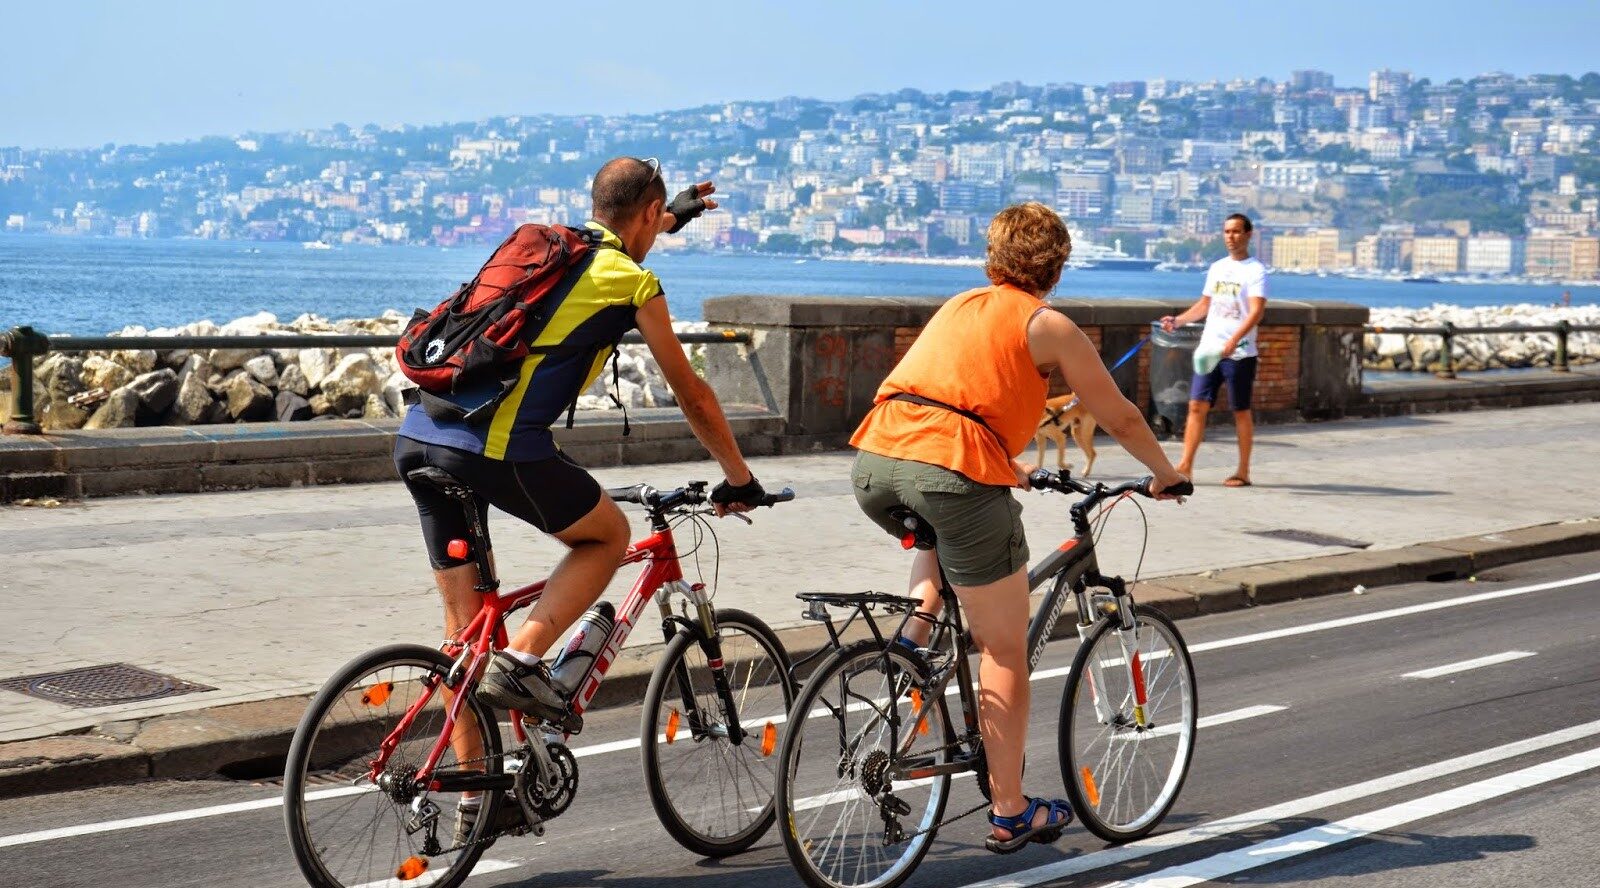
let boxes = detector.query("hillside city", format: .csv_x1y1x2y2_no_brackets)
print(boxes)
3,68,1600,280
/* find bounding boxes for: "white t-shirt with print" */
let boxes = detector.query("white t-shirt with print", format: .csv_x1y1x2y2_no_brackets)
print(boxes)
1200,256,1268,359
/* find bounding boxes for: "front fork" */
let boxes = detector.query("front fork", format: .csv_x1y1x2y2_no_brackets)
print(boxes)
1075,573,1150,729
656,580,748,745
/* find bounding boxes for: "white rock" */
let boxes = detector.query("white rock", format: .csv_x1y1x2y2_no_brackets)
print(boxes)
222,311,279,334
243,354,280,386
82,355,135,392
298,348,340,388
278,363,311,397
382,372,417,415
112,349,158,374
208,347,260,372
321,354,382,414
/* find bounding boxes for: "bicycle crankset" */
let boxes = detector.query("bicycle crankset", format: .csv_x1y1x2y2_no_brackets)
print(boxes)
517,741,579,819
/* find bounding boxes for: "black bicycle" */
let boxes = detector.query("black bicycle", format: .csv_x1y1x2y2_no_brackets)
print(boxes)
775,470,1198,888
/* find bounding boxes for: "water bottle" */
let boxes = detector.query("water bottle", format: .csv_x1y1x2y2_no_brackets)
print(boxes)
549,601,615,696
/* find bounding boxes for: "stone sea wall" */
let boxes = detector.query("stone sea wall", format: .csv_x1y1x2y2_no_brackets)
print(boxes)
1363,304,1600,373
23,311,702,431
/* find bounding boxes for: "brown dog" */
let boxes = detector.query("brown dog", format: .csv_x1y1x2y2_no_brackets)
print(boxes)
1031,393,1097,476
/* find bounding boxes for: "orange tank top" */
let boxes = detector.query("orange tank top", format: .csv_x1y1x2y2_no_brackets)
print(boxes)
850,284,1049,487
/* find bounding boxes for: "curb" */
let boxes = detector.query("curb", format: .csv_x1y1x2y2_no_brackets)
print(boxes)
3,517,1597,800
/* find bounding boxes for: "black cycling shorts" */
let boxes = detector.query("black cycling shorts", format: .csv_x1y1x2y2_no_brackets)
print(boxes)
394,436,604,569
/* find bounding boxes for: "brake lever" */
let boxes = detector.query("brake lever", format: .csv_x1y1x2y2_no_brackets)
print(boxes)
728,512,753,525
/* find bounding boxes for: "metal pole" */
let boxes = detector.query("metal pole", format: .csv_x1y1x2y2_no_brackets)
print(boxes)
1554,320,1570,373
1,326,47,435
1436,323,1456,379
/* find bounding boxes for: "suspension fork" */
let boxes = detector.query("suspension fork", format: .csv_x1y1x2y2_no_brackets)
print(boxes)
657,581,748,745
1089,573,1151,729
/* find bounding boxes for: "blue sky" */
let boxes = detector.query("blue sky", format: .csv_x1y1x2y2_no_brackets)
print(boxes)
3,1,1597,149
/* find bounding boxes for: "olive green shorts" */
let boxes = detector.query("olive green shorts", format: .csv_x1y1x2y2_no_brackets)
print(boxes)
851,450,1029,587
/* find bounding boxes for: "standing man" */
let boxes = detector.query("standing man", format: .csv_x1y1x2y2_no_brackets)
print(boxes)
1160,213,1267,488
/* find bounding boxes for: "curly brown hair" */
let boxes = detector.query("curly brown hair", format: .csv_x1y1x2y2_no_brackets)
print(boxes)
984,202,1072,295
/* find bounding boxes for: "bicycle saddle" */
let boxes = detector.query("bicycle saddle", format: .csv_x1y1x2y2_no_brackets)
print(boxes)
404,466,474,501
888,507,937,551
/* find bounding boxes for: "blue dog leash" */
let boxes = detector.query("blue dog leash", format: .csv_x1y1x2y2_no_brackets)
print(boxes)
1056,336,1149,413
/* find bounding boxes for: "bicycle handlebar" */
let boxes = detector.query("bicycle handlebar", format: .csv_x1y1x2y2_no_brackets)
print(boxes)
607,482,796,513
1027,469,1193,503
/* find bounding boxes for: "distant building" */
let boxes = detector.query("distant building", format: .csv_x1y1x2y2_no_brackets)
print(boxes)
1270,228,1341,270
1369,69,1412,103
1258,160,1320,191
1290,70,1335,92
1463,236,1524,275
1411,236,1461,275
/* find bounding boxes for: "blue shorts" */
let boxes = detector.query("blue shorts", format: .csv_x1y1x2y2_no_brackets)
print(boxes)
1190,356,1258,410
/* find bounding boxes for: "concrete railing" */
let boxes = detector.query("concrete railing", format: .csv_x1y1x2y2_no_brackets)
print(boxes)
0,326,750,434
1363,322,1600,378
702,295,1371,447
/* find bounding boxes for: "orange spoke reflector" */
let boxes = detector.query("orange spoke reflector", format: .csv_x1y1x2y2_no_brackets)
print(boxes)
910,688,929,734
665,709,681,744
361,682,394,707
761,722,778,757
1080,766,1101,808
396,856,428,881
910,688,923,712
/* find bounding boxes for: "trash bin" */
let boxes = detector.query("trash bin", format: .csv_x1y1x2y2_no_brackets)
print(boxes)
1148,321,1202,436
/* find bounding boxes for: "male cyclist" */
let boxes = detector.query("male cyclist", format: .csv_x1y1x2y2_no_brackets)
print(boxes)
393,157,768,839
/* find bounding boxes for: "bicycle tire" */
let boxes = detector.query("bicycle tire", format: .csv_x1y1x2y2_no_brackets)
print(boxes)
777,639,954,888
1058,606,1197,843
640,608,797,857
284,643,503,888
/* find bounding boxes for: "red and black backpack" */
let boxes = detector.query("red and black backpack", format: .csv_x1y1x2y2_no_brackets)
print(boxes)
396,224,609,425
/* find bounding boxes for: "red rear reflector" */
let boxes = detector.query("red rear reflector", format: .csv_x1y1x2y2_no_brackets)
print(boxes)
900,534,916,550
446,539,470,561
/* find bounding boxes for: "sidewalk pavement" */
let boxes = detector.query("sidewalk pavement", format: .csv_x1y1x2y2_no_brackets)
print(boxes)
2,403,1599,791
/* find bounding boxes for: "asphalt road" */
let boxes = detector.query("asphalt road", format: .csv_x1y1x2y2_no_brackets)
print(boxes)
5,551,1599,888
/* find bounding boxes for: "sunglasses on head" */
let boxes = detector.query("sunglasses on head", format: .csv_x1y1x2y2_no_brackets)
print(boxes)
632,157,663,204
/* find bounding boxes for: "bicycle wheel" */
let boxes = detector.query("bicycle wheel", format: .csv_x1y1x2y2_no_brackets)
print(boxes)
641,608,797,857
284,643,504,888
777,640,953,888
1058,605,1197,842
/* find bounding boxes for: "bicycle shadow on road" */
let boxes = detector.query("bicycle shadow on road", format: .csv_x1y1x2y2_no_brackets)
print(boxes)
1236,482,1447,497
496,858,801,888
1238,828,1535,882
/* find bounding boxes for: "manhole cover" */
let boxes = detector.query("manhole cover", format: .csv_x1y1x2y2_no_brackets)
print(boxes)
0,664,213,708
1246,529,1372,549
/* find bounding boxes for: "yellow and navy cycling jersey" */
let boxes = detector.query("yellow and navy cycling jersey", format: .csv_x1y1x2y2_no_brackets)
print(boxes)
398,221,662,461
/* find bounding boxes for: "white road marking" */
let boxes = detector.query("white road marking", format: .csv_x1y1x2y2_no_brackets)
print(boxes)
1086,744,1600,888
787,706,1285,810
1182,570,1600,656
1403,650,1536,679
0,785,368,849
348,858,517,888
960,715,1600,888
3,569,1594,850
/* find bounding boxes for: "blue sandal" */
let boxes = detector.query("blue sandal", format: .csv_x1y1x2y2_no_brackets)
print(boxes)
985,796,1073,854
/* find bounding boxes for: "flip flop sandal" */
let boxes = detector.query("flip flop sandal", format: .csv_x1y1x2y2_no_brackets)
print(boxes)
1224,476,1253,488
985,796,1073,854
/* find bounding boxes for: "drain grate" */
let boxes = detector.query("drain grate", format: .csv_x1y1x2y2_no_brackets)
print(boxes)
1246,528,1372,549
0,663,213,708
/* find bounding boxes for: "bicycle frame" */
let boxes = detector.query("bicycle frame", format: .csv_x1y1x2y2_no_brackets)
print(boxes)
368,521,714,790
888,490,1151,784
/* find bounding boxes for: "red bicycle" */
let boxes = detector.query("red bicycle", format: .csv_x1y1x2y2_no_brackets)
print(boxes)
283,469,796,888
